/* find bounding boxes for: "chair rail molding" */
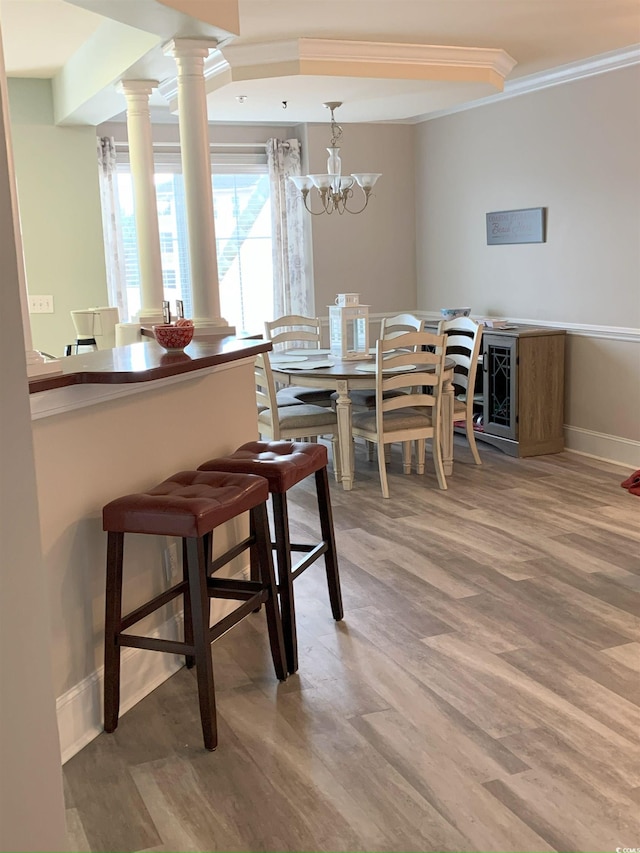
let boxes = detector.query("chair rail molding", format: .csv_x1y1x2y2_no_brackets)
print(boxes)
321,312,640,344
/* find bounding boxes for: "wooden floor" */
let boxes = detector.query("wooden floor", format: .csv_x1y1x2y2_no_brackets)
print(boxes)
63,440,640,853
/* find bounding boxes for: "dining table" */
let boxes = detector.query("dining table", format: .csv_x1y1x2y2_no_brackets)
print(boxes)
271,349,456,491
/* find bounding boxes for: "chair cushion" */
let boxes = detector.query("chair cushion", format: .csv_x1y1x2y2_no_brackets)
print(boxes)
352,408,434,432
259,404,337,431
199,441,328,493
103,470,269,538
282,386,334,407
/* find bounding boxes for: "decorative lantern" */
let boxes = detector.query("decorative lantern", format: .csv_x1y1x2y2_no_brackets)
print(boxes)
329,303,370,360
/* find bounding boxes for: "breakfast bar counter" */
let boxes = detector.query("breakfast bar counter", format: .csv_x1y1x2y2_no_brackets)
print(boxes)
29,336,270,394
29,336,270,762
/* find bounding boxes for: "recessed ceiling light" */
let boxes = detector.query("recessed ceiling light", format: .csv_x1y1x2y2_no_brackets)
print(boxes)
236,95,247,103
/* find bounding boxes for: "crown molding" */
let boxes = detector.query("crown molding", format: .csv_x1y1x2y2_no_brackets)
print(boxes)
414,44,640,123
298,39,518,79
220,38,516,87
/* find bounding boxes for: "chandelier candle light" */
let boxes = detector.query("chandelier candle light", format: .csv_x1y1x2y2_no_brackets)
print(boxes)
289,102,381,215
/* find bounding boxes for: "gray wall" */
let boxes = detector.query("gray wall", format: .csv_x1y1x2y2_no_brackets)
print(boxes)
8,79,108,358
304,121,416,317
415,65,640,458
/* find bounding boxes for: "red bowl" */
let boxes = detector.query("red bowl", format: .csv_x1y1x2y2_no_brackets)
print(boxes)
152,323,195,351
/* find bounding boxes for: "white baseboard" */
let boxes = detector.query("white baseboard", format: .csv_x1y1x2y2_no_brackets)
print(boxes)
56,613,185,764
564,425,640,468
57,565,253,764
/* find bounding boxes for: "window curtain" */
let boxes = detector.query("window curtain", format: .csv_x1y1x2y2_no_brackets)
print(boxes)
97,137,129,321
266,138,311,318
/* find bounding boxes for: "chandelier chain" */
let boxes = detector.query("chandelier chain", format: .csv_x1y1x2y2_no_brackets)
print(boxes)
328,106,344,148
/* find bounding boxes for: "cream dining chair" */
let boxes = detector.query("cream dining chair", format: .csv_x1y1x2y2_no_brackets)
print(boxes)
341,312,425,462
436,316,483,465
350,330,448,498
264,314,333,407
254,351,341,479
335,312,425,412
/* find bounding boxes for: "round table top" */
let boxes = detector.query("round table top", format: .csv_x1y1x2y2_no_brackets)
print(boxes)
271,353,455,380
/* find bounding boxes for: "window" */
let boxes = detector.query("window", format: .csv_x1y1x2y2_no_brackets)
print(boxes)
159,231,174,255
116,154,273,333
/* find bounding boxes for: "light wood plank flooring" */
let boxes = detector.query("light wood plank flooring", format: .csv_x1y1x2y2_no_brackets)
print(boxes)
63,440,640,852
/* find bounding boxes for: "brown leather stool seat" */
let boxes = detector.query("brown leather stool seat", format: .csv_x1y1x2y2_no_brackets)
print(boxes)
198,441,343,674
102,470,287,751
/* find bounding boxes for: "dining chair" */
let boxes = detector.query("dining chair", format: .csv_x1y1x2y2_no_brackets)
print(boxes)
436,316,483,465
343,312,425,462
350,330,448,498
337,312,425,412
264,314,333,407
254,351,341,479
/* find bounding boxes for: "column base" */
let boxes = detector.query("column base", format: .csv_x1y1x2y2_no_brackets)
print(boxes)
192,319,236,338
136,309,165,326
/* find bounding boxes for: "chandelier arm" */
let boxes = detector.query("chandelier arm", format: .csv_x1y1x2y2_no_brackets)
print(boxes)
339,188,373,215
301,192,336,216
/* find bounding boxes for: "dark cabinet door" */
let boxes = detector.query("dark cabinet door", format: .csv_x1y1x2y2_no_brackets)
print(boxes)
482,335,518,439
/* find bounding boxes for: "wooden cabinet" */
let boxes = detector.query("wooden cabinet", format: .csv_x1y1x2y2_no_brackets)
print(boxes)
476,325,566,457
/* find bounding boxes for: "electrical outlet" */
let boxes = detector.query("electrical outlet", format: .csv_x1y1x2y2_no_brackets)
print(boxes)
28,295,54,314
163,542,179,583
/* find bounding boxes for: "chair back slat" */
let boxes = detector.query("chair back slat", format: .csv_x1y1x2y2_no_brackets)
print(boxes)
436,317,482,398
375,331,447,426
264,315,322,350
380,313,424,341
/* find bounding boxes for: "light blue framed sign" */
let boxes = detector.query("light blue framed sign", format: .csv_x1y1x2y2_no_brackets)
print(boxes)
486,207,546,245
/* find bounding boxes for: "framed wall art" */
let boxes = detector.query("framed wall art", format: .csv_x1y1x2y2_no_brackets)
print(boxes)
486,207,546,245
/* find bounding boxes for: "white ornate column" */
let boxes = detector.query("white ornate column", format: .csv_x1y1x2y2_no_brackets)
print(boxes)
118,80,165,326
164,38,234,335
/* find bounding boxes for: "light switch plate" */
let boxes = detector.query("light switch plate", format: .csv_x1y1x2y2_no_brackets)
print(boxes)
29,295,54,313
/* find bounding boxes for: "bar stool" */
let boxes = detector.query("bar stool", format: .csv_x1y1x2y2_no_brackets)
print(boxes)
102,469,287,751
198,441,343,675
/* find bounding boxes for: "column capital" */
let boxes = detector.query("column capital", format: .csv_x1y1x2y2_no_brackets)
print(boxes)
164,38,219,62
118,80,159,99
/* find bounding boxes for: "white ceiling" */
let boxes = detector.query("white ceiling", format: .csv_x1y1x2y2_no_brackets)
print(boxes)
1,0,639,125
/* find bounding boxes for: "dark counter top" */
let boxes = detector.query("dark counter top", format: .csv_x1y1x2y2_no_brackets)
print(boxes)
29,336,271,394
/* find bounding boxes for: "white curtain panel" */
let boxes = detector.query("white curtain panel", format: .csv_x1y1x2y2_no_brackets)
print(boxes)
97,137,129,321
266,138,311,318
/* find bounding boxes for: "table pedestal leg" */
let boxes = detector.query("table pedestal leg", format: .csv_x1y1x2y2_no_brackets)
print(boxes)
442,372,454,477
335,380,354,491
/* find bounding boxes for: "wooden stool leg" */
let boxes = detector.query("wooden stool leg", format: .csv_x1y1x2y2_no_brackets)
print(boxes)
249,510,262,613
181,539,195,669
272,492,298,674
185,536,217,751
315,467,343,621
251,503,287,681
104,531,124,732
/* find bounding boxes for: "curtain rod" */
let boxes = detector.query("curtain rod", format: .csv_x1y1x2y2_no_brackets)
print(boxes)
113,141,268,150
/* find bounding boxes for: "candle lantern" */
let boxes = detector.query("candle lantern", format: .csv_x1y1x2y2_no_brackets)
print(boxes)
329,303,370,360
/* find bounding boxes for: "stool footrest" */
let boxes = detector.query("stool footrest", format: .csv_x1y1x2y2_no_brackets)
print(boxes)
209,595,267,642
121,580,188,631
208,578,264,599
288,543,328,582
210,535,253,574
119,634,195,657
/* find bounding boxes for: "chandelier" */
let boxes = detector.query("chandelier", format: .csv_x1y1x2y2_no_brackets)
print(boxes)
289,102,381,215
